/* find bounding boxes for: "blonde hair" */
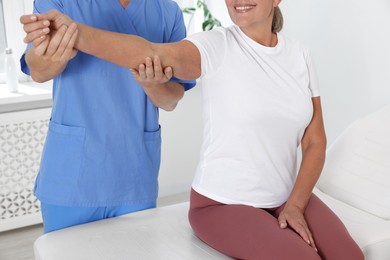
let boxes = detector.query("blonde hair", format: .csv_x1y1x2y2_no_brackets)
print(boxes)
272,7,283,33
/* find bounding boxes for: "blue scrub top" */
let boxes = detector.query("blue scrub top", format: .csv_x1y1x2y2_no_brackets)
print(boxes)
21,0,195,207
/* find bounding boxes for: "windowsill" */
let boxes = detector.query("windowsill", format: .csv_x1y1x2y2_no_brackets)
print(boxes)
0,81,52,113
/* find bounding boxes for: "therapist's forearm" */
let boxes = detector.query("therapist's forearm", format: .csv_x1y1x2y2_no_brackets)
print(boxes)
25,48,67,82
143,82,184,111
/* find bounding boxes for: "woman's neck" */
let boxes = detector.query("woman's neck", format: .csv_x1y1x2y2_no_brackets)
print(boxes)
241,25,277,47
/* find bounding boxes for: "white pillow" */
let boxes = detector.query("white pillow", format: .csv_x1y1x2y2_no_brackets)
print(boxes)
317,104,390,220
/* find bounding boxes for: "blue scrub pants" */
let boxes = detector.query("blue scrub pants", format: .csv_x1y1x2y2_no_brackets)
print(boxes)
40,202,156,233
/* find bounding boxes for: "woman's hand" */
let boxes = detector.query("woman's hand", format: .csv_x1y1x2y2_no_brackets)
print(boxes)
130,56,173,88
278,204,318,252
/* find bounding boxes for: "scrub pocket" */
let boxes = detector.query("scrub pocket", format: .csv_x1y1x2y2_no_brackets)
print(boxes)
143,126,162,176
135,126,162,201
35,121,86,202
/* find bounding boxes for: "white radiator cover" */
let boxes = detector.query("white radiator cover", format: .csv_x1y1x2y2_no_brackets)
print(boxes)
0,108,50,232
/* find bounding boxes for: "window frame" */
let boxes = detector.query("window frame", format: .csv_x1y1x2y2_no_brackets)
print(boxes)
0,0,33,83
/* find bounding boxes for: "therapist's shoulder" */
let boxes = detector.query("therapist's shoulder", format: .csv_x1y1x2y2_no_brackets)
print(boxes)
158,0,181,9
34,0,65,14
158,0,187,26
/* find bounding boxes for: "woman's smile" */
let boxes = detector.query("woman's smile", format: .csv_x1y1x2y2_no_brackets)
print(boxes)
234,4,256,13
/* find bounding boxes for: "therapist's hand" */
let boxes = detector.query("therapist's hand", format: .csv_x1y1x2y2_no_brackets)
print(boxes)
130,56,184,111
20,13,78,61
21,11,74,43
20,14,50,46
130,56,173,89
42,10,73,30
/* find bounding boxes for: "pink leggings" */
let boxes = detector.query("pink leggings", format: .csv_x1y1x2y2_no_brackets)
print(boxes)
189,189,364,260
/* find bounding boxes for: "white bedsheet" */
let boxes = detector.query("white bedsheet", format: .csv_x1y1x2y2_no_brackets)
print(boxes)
34,202,231,260
34,195,390,260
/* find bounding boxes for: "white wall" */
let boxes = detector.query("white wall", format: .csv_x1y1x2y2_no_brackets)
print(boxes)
207,0,390,144
158,0,390,197
281,0,390,144
158,85,202,197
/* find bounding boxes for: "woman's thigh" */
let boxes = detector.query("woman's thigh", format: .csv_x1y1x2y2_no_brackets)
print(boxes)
189,190,321,260
279,194,364,260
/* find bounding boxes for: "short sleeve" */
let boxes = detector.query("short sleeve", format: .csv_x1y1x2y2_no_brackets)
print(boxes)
185,28,227,78
33,0,64,14
304,49,320,97
167,3,187,43
170,77,196,91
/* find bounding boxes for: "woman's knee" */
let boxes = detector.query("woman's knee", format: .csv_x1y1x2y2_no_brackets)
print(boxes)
319,244,364,260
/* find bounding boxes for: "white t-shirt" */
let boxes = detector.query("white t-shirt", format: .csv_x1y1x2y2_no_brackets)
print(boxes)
186,25,320,208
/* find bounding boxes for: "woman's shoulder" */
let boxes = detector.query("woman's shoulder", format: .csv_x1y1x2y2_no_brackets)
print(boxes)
186,26,229,42
279,33,311,54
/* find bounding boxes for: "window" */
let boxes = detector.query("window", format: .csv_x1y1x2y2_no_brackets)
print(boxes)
0,0,33,83
0,1,6,52
0,0,6,81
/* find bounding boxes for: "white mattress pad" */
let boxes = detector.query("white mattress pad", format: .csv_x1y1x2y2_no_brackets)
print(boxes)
34,194,390,260
34,202,232,260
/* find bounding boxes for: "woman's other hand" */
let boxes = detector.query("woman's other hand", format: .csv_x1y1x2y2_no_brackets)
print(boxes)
278,204,318,252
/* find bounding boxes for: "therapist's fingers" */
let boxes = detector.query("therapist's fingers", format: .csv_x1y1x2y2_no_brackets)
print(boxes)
20,14,45,25
138,64,146,79
23,22,51,44
129,68,141,81
31,34,48,48
131,56,171,86
24,27,50,44
45,25,68,57
33,36,50,57
153,56,171,83
153,56,163,79
20,14,37,24
145,57,154,79
61,27,79,61
23,18,49,33
163,66,173,81
21,14,50,43
52,23,78,61
42,10,73,29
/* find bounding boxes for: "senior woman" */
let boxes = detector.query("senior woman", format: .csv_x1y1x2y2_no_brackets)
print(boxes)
21,0,363,259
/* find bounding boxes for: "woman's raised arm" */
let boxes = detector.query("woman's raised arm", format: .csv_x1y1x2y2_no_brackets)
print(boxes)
75,23,201,80
23,10,201,80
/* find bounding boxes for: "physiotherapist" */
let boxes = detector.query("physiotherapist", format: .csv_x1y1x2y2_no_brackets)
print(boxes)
20,0,195,233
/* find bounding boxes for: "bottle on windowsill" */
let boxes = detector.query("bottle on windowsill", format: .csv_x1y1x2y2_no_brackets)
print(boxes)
4,48,19,93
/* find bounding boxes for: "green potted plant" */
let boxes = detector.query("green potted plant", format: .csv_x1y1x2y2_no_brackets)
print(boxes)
182,0,222,31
